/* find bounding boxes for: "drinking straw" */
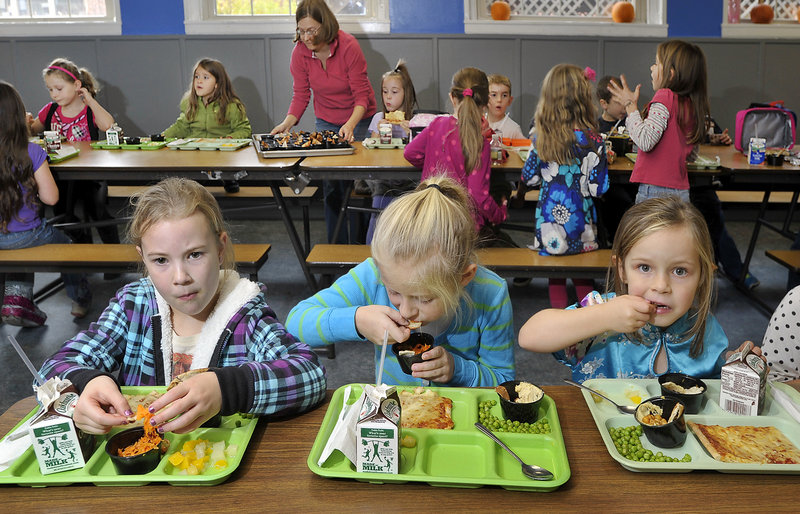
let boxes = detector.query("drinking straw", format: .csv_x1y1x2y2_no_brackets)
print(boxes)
7,335,45,386
376,329,389,386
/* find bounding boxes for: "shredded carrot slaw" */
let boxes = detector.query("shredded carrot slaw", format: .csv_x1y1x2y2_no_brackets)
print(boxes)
118,404,162,457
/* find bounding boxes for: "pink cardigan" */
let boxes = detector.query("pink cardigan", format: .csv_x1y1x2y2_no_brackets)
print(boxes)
288,30,376,126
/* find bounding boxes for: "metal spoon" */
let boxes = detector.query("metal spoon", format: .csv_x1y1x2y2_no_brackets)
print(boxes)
474,422,554,481
563,378,637,415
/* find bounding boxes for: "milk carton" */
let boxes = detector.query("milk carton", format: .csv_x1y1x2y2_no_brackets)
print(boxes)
105,125,121,146
28,377,94,475
748,137,766,165
356,384,400,474
719,344,768,416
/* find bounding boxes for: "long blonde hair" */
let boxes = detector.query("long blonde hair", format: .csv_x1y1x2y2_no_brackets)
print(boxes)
607,196,715,357
450,67,489,174
533,64,597,164
371,175,477,319
128,178,235,273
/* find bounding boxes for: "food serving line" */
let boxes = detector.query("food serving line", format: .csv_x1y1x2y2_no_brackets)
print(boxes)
2,385,799,510
47,141,795,295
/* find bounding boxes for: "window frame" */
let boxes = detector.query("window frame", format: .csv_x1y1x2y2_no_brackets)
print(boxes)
463,0,667,37
0,0,121,37
183,0,389,35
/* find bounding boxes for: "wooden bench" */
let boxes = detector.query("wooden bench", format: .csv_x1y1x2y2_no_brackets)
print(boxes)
765,249,800,274
0,243,271,301
717,191,796,204
306,244,612,281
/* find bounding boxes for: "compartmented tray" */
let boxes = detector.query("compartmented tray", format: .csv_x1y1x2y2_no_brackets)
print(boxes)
580,378,800,474
91,140,170,150
307,383,570,492
166,138,251,151
0,386,258,487
624,153,721,170
252,133,354,158
362,137,406,149
47,144,80,163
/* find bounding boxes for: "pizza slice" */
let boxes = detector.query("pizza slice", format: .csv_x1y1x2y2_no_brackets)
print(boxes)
688,421,800,464
399,387,454,429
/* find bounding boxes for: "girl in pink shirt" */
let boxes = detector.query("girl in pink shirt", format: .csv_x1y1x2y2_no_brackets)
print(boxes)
608,40,710,204
404,67,506,233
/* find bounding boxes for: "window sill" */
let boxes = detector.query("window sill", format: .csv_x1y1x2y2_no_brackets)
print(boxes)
0,20,121,37
722,22,800,39
464,20,667,37
184,19,389,36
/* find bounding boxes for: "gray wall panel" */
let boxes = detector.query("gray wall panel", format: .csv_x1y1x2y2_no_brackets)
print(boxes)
764,43,800,136
0,42,14,86
185,38,270,132
15,40,99,120
602,40,659,108
268,37,319,132
699,41,761,134
96,39,182,135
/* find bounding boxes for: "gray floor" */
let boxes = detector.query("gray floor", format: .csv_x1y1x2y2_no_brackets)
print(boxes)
1,197,796,413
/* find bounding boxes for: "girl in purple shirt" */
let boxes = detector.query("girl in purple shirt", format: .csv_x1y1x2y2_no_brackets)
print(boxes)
0,81,91,327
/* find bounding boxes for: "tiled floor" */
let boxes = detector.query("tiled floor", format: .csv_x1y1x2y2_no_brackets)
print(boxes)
0,198,795,413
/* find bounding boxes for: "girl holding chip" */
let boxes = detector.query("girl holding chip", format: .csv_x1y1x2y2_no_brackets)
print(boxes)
287,175,515,387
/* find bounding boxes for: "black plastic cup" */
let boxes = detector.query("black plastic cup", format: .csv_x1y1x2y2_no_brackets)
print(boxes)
392,333,435,375
105,427,162,475
658,373,707,414
635,396,687,448
497,380,544,424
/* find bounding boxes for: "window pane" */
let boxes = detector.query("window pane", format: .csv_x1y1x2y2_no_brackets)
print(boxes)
2,0,107,17
740,0,796,21
480,0,618,18
215,0,366,16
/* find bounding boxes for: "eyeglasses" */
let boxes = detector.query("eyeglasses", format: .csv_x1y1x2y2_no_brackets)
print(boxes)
296,27,319,37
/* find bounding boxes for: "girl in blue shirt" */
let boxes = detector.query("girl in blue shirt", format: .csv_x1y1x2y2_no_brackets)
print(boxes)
287,175,515,387
519,196,730,381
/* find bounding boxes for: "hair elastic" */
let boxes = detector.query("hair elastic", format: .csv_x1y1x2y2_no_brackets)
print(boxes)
48,65,79,82
583,66,596,82
462,88,473,97
426,183,443,192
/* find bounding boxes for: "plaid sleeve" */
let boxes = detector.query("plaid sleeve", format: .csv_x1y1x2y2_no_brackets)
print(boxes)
217,302,326,417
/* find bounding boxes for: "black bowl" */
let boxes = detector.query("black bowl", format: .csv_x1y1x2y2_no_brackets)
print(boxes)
105,427,162,475
635,396,687,448
766,153,785,166
658,373,707,414
608,135,632,156
150,134,165,142
123,136,141,145
497,380,544,424
392,333,435,375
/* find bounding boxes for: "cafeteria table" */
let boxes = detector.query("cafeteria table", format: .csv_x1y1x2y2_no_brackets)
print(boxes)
2,386,798,512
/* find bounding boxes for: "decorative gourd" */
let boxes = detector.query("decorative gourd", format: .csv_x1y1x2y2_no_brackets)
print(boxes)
796,6,800,23
750,2,774,23
611,1,635,23
490,1,511,21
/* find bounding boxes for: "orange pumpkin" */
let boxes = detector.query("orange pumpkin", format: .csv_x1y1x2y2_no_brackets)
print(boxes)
750,3,774,24
611,1,635,23
490,1,511,21
796,6,800,23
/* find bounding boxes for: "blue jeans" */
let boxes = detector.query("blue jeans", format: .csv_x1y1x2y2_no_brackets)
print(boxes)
635,184,690,204
0,221,91,306
316,117,371,243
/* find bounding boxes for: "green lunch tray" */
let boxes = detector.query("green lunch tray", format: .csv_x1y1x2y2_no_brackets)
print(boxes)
47,145,80,163
307,383,571,492
90,140,170,150
362,137,406,149
0,386,258,487
580,378,800,474
625,153,721,170
166,138,251,151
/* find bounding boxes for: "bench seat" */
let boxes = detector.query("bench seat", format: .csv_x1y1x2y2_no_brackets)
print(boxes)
765,249,800,274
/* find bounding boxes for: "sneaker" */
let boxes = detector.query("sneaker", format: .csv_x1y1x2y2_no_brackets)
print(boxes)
744,273,760,290
1,295,47,327
71,302,89,319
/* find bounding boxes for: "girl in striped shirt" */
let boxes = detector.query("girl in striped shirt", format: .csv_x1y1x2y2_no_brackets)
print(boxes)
287,175,515,387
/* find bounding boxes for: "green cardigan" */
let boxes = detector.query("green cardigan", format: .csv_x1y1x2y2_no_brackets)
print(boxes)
163,98,251,138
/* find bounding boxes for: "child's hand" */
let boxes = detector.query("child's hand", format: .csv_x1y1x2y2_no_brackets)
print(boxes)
606,294,655,333
78,87,91,103
411,346,454,383
709,129,732,145
355,305,410,345
72,375,132,434
608,74,640,112
148,372,222,434
25,112,34,127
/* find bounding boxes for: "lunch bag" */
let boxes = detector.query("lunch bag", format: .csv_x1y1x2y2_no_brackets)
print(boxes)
734,101,796,152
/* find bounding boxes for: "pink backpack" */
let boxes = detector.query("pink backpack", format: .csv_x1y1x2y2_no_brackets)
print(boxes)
734,101,796,152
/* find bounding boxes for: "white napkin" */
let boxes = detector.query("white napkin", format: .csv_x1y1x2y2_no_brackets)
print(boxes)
317,386,364,467
0,406,42,472
770,383,800,424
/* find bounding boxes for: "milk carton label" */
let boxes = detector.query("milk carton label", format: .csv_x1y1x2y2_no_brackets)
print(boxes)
719,346,767,416
106,128,120,146
748,137,766,165
30,414,86,475
356,386,400,474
